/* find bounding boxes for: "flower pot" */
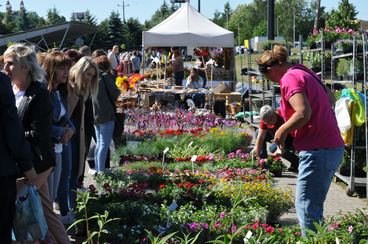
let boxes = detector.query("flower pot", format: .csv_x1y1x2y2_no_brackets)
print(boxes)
270,169,282,177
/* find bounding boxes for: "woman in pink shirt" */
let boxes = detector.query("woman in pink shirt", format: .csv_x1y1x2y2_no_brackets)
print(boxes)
257,45,344,236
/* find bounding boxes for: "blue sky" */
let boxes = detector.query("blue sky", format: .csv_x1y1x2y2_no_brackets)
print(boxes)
2,0,368,23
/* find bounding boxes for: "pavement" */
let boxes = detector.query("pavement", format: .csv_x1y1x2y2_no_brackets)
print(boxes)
275,161,368,226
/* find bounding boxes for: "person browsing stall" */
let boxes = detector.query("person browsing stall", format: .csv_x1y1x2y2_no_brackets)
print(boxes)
257,45,344,236
254,105,299,171
185,68,203,89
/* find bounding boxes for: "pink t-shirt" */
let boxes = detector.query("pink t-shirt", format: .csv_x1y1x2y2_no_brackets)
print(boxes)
279,64,344,151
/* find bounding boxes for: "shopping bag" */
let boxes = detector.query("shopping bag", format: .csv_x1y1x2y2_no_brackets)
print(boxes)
12,185,48,241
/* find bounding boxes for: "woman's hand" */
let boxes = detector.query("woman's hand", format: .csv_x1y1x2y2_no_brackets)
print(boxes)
274,127,287,149
62,127,74,144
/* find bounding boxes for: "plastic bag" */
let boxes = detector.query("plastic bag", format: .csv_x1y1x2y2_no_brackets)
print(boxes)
12,185,48,241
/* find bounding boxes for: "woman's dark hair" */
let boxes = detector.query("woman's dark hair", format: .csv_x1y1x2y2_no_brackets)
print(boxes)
92,49,106,59
64,49,82,64
94,55,113,75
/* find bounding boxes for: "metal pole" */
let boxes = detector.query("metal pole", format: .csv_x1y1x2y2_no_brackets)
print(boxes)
362,32,368,198
198,0,200,13
293,6,296,46
123,0,126,22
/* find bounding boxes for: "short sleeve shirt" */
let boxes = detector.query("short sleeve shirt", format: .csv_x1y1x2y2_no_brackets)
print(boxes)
279,64,344,151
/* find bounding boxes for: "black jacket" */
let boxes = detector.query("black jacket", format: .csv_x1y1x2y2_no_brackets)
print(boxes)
0,73,33,178
17,81,55,173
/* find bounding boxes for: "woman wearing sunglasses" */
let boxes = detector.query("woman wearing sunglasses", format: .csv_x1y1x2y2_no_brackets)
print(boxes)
257,45,344,236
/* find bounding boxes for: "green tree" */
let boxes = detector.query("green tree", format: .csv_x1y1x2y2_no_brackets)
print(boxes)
103,11,124,50
46,7,66,25
253,20,267,37
16,3,30,31
27,11,46,28
93,19,109,50
144,0,177,29
325,0,359,30
122,18,143,50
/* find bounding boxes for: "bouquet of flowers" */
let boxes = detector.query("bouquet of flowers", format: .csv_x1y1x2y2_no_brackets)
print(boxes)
259,156,285,176
116,73,144,94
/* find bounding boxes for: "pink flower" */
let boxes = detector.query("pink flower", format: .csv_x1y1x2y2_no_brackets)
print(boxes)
312,28,319,36
252,222,259,230
220,212,225,219
214,221,221,229
207,153,214,161
231,225,237,233
236,149,242,155
348,28,354,34
335,27,342,33
348,225,353,233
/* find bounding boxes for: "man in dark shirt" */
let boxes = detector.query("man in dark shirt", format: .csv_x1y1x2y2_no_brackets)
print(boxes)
0,72,37,243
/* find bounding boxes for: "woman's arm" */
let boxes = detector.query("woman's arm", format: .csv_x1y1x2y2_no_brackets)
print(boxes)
274,92,311,147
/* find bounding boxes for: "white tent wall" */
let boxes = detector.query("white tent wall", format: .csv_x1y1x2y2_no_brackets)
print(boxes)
142,3,236,87
143,3,234,48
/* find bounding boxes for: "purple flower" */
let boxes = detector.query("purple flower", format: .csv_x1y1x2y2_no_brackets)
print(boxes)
227,152,236,159
220,212,225,219
214,221,221,229
202,223,209,229
231,225,237,233
186,222,200,232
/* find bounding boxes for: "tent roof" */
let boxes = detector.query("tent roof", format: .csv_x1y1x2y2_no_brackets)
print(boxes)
0,21,96,49
143,3,234,48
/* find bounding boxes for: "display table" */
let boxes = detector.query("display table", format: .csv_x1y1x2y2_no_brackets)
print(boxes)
138,87,212,107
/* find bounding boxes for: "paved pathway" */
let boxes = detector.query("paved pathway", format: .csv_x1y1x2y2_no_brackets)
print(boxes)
275,167,368,226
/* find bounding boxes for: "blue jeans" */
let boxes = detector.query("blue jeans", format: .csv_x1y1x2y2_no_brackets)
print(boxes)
94,121,114,173
296,146,344,236
57,143,72,215
48,152,62,202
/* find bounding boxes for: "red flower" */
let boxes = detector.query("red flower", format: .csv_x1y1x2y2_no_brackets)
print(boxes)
198,179,206,184
265,226,275,233
159,184,165,189
252,222,259,230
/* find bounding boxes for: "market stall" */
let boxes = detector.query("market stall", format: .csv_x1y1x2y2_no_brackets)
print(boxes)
141,2,236,111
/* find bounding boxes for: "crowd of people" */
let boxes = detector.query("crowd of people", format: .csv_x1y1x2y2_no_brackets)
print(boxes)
0,43,127,243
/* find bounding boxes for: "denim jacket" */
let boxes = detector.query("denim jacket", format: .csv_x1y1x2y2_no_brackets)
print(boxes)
50,90,74,143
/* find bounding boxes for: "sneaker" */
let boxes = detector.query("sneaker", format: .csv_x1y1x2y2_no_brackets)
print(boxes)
53,201,60,211
88,168,97,175
60,211,75,225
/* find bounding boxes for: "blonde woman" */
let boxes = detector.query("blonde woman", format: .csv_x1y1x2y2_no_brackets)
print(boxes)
3,43,70,243
68,57,99,209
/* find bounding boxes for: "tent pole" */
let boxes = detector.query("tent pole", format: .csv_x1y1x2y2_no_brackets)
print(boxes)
59,24,71,49
89,32,97,49
41,35,49,50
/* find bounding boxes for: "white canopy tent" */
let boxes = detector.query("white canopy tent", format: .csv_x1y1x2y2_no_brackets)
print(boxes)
142,3,234,48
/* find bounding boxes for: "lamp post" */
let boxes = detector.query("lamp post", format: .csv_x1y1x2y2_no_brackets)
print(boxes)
293,6,296,47
117,0,129,22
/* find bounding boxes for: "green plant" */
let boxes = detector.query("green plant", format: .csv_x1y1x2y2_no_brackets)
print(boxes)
145,230,178,244
67,191,120,244
336,58,350,77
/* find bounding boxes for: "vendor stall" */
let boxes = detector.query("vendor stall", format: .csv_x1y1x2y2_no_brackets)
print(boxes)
142,2,235,89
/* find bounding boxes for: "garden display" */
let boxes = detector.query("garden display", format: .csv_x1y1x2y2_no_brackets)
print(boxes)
70,110,368,243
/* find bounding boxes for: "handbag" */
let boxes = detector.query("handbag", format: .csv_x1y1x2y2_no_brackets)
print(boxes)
12,185,48,241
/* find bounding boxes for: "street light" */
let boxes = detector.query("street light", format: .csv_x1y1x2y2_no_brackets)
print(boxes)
117,0,129,22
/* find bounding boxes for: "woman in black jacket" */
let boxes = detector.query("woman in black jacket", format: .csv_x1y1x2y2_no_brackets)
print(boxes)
3,44,70,243
0,72,37,244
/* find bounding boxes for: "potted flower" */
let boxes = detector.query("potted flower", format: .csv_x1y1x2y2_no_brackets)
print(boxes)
259,156,285,177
